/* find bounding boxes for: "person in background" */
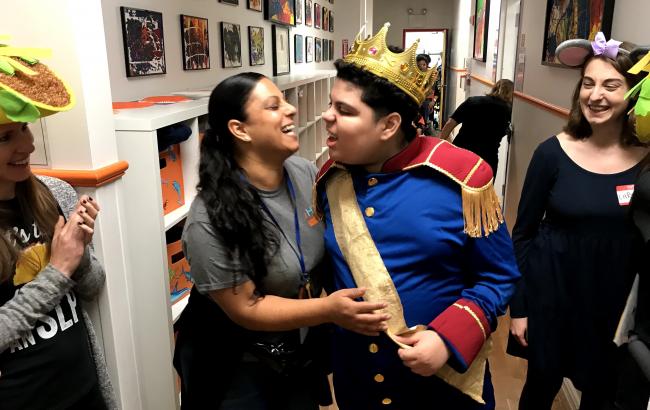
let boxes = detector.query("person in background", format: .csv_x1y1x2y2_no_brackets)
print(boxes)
440,79,514,174
316,23,520,409
508,33,648,409
416,53,435,135
0,43,115,409
173,72,389,410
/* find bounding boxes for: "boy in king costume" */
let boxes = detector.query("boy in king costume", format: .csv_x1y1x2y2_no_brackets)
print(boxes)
315,23,521,409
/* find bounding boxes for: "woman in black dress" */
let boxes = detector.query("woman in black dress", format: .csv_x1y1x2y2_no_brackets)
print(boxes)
508,38,649,409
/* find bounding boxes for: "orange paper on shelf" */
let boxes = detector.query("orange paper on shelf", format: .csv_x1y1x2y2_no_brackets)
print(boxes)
142,95,191,104
159,144,185,215
167,239,192,304
112,100,154,110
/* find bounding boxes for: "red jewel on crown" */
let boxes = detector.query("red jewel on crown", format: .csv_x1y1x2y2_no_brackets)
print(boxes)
368,47,378,55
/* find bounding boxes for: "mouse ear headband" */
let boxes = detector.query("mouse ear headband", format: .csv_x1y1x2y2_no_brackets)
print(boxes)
554,32,628,67
624,46,650,143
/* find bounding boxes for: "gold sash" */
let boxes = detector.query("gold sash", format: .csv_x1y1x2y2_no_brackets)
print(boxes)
326,169,492,404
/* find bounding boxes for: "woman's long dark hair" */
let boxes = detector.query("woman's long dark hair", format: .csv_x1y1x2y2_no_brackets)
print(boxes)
198,72,278,294
0,176,58,283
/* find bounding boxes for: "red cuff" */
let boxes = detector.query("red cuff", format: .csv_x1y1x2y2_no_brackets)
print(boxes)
429,299,490,366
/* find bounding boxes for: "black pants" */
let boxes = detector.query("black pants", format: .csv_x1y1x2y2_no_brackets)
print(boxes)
518,369,616,410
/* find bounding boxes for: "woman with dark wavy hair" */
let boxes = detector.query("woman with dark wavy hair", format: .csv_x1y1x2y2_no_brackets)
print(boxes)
173,72,388,410
508,35,649,409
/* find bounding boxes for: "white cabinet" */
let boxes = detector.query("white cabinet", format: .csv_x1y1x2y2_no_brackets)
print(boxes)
113,70,335,409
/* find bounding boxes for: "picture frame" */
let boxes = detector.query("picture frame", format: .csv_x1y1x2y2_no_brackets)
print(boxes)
295,0,303,24
314,3,321,29
329,39,334,60
248,0,262,11
220,0,239,5
473,0,489,62
120,7,166,77
305,0,313,27
294,34,303,63
272,25,291,75
315,37,322,62
265,0,296,26
541,0,615,66
180,15,209,70
322,6,328,31
329,11,334,32
322,37,329,62
306,36,314,63
248,26,265,66
221,22,242,68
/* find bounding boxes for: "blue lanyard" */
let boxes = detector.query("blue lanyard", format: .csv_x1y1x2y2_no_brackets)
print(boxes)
259,170,308,281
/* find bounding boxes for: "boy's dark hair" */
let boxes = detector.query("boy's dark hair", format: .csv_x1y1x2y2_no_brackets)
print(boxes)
416,53,431,65
334,57,419,141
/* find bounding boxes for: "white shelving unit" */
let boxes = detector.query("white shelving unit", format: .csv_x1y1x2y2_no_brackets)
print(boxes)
113,70,335,409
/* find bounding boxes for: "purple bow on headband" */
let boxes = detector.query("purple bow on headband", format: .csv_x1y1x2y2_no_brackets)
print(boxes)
591,32,622,60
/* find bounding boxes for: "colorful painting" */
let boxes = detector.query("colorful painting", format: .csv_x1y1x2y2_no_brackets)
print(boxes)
306,36,314,62
315,37,322,62
473,0,489,62
248,0,262,11
249,26,265,66
323,7,328,31
542,0,615,66
120,7,166,77
265,0,296,26
295,34,304,63
314,3,321,29
221,22,242,68
272,25,291,75
180,15,209,70
295,0,303,24
305,0,313,27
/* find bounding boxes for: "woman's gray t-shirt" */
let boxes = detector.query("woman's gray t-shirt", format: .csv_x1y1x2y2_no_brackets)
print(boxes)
182,155,325,299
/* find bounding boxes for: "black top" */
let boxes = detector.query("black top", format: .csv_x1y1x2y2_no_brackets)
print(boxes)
509,136,643,390
451,95,511,173
631,167,650,345
0,199,96,410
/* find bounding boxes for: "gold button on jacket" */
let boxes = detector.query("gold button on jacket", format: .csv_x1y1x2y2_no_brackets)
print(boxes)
365,207,375,217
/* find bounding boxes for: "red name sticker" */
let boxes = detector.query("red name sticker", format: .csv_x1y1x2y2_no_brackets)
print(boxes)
616,184,634,206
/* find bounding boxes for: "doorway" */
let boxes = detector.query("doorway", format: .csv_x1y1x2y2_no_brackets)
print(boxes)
402,29,448,134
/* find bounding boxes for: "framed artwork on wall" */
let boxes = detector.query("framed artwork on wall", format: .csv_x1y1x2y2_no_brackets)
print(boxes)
314,3,321,29
306,36,314,62
315,37,321,62
248,26,265,66
322,6,328,31
295,0,303,24
305,0,313,27
248,0,262,11
294,34,303,63
220,0,240,5
329,39,334,60
329,11,334,32
541,0,615,66
472,0,489,62
272,25,290,75
265,0,296,26
180,15,209,70
221,22,242,68
322,37,329,62
120,7,166,77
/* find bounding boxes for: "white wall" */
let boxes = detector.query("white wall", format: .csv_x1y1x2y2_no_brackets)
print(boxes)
373,0,455,47
102,0,348,101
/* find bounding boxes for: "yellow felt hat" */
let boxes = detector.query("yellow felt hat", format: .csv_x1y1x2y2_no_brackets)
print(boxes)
0,36,75,125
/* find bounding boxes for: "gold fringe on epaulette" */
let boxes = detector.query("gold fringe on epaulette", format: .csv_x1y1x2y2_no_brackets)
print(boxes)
461,181,503,238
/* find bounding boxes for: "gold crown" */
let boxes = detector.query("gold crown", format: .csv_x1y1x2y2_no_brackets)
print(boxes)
343,22,437,105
